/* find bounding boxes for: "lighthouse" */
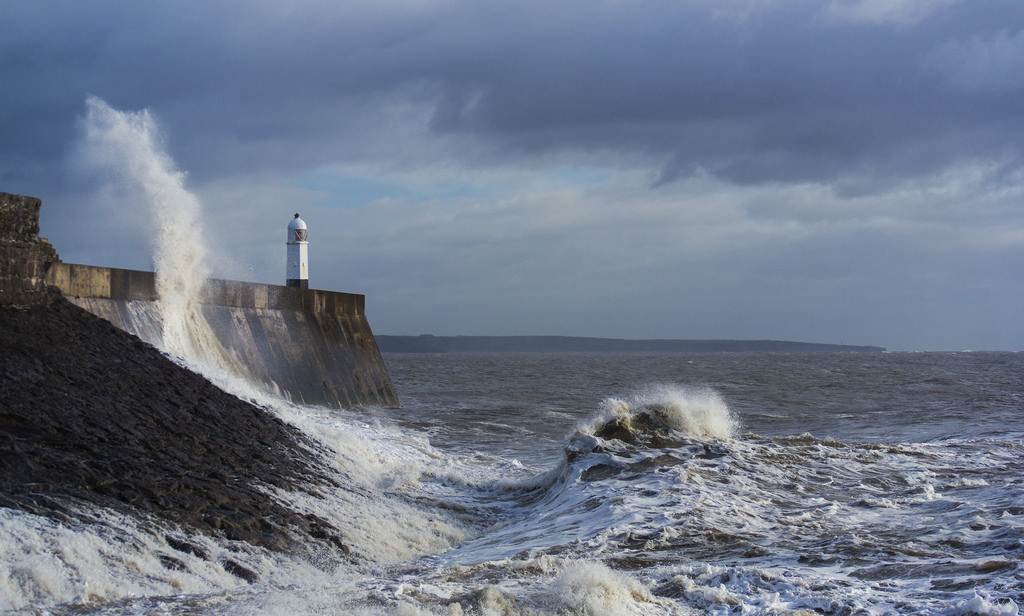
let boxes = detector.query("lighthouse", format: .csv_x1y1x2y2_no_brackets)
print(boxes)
286,213,308,288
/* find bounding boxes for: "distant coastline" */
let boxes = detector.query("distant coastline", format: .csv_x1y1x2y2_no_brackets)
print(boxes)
377,335,886,353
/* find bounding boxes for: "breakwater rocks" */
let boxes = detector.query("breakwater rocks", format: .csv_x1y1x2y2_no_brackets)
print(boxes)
0,295,348,562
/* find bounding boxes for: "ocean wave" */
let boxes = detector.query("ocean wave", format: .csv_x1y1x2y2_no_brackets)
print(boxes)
578,385,737,450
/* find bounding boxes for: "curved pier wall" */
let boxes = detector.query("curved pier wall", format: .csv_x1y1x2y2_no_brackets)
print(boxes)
46,262,399,409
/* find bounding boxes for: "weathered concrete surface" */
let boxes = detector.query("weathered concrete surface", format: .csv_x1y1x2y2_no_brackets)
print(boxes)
46,262,400,409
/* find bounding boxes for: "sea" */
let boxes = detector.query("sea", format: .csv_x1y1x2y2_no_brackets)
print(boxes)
2,349,1022,615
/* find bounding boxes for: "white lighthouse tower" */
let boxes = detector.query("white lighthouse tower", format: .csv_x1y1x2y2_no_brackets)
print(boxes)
286,213,308,288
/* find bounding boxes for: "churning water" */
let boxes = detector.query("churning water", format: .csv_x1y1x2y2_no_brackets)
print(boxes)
2,351,1022,615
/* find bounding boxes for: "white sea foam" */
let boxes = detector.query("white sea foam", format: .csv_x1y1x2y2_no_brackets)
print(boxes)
0,505,329,612
552,561,664,615
259,411,474,565
949,593,1019,616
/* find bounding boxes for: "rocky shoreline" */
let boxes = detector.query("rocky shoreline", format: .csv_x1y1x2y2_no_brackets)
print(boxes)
0,292,348,565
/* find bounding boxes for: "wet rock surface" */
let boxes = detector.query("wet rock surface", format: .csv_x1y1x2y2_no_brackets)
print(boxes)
0,293,347,557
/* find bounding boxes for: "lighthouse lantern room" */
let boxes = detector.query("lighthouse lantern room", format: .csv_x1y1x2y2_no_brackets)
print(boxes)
286,213,308,288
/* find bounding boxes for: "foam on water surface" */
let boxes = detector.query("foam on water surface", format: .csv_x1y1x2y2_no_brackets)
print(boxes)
3,376,1022,614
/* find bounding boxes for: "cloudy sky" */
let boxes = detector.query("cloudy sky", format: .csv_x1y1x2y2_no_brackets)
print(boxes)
2,0,1023,351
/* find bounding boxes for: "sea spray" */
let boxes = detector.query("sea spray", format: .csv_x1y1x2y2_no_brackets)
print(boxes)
79,97,250,379
630,384,737,439
553,561,661,615
590,384,737,442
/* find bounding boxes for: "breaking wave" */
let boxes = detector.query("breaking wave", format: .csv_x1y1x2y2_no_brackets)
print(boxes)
583,385,737,447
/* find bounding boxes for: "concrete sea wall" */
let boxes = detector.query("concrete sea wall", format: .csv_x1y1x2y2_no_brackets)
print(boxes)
46,262,399,409
2,191,398,409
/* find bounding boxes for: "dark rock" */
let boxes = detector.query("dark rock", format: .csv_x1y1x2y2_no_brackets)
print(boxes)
0,295,347,559
158,554,189,572
221,559,259,583
165,535,211,560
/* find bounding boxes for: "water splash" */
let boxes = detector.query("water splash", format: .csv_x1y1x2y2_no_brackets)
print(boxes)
79,97,248,378
593,384,737,441
632,384,737,439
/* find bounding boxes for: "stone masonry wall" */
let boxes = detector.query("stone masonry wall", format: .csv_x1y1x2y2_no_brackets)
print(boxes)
0,192,61,306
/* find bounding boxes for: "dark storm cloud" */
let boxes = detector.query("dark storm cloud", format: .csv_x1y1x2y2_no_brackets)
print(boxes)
5,0,1022,190
420,1,1024,190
